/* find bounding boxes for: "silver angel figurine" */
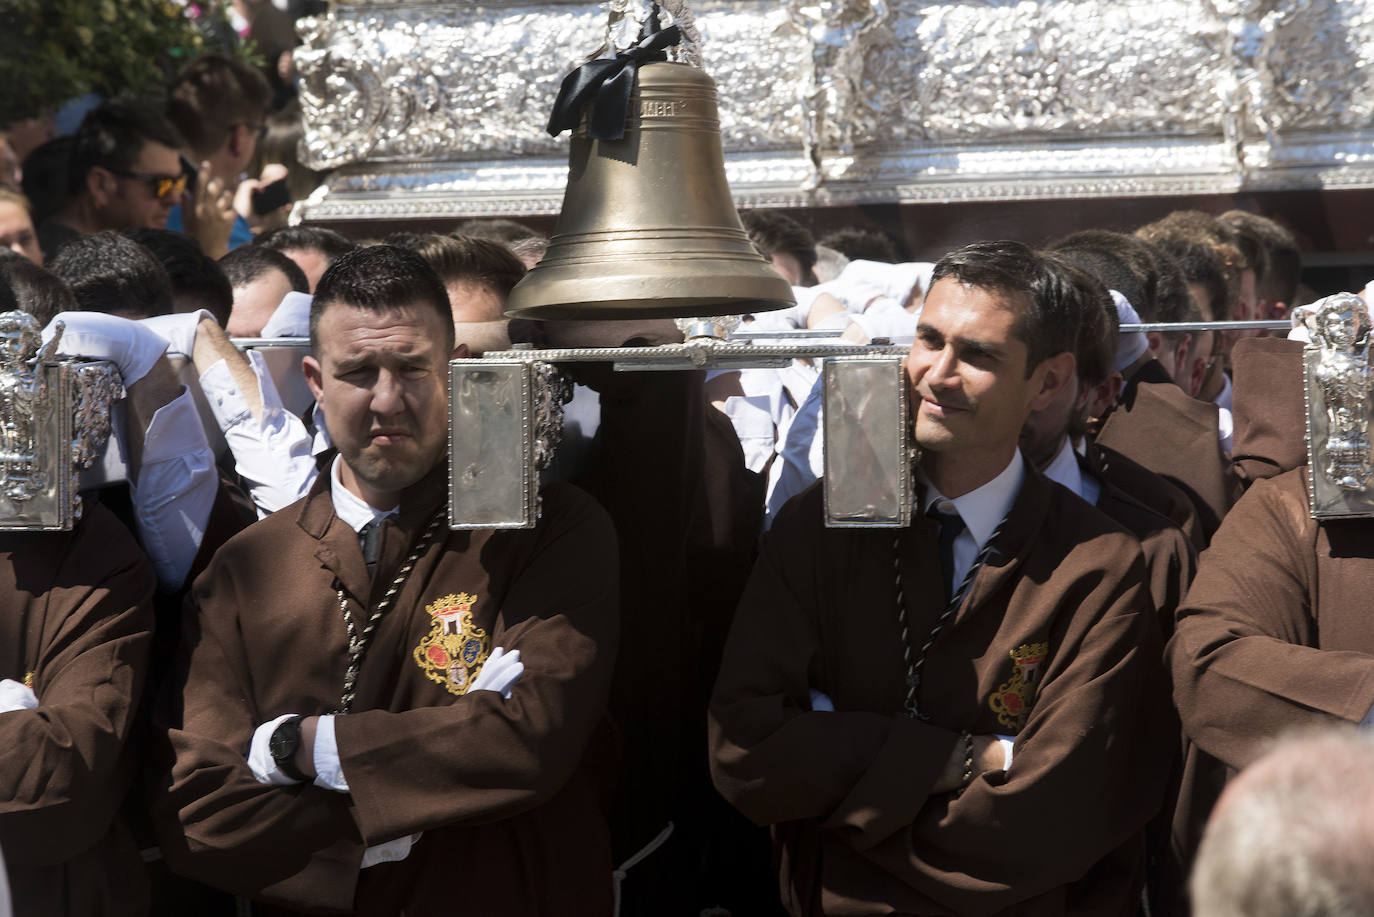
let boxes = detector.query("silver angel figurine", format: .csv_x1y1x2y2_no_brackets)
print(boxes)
0,311,54,505
1308,293,1374,491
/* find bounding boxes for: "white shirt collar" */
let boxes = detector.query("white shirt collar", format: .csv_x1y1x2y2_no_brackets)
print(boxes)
1042,437,1088,500
1212,372,1233,413
922,449,1025,553
330,455,397,534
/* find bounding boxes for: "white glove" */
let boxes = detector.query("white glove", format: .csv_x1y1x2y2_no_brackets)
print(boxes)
260,291,314,339
808,689,834,712
469,646,523,698
43,311,167,386
141,309,217,359
361,832,421,869
0,678,38,713
247,713,303,786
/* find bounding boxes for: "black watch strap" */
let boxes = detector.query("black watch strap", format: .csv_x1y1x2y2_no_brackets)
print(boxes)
269,715,310,783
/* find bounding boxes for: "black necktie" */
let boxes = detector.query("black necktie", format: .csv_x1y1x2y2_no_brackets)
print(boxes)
360,520,383,579
930,506,966,604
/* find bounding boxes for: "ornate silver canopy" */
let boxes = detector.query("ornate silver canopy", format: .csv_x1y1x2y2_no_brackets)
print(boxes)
294,0,1374,223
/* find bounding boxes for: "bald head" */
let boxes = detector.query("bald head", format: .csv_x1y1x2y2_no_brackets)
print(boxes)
1191,728,1374,917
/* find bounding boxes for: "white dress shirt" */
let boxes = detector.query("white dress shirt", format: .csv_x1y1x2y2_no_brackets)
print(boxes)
1041,437,1102,507
131,388,218,591
920,450,1024,589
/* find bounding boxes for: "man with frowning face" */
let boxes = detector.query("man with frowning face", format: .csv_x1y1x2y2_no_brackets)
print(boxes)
153,245,621,914
710,241,1173,916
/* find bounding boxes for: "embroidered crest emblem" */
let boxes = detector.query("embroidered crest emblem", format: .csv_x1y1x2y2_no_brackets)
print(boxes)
412,593,489,696
989,642,1048,731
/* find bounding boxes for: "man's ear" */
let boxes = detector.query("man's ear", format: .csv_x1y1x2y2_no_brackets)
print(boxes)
87,166,113,207
451,342,470,359
1083,372,1123,420
1145,330,1163,357
303,354,324,404
1029,351,1076,412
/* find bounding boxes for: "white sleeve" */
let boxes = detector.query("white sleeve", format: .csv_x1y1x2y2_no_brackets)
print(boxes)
311,714,349,792
248,714,304,786
199,350,318,516
765,374,824,528
996,734,1016,771
130,387,218,591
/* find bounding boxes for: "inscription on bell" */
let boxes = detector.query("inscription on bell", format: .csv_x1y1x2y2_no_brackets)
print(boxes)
640,99,685,118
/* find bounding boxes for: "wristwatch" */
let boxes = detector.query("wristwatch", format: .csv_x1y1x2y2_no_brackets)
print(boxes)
268,715,310,782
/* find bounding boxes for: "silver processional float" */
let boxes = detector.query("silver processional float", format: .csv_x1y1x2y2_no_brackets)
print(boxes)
2,1,1369,529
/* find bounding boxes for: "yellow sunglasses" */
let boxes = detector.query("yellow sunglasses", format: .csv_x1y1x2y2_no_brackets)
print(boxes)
108,167,189,201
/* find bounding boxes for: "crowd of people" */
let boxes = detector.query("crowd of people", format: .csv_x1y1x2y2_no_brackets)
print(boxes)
0,14,1370,917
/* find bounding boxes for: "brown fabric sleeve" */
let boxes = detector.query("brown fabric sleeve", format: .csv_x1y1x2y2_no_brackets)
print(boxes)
850,556,1173,914
1168,471,1374,770
335,490,620,845
0,509,156,868
153,578,365,910
708,506,955,829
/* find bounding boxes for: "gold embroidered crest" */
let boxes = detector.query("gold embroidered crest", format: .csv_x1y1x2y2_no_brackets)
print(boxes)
989,642,1048,731
412,593,489,696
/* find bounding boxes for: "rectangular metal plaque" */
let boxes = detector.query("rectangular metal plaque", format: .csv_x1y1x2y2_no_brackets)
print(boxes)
0,364,75,530
1305,345,1374,519
449,360,537,530
822,356,913,528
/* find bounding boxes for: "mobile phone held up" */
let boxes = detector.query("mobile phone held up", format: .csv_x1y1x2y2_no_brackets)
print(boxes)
251,178,292,216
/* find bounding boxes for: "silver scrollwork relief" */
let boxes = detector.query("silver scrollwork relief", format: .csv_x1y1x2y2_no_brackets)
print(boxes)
293,0,1374,223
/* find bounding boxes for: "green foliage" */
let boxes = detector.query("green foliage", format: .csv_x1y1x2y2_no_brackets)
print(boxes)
0,0,229,126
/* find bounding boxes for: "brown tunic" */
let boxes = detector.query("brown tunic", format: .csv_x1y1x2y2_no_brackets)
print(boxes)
1096,378,1241,543
1228,337,1306,485
710,468,1174,916
152,468,620,915
0,501,157,916
1079,454,1197,638
1086,441,1204,554
1167,467,1374,895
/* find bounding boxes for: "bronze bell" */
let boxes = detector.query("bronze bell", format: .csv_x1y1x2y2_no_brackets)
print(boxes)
506,61,795,320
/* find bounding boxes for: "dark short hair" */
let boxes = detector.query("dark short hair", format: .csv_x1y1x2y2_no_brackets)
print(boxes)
740,209,818,285
1042,254,1117,387
123,227,233,326
451,218,541,244
410,234,526,297
1219,210,1301,306
48,230,173,318
167,54,272,159
0,257,77,326
20,136,72,225
220,244,309,294
1048,230,1160,318
1135,211,1243,321
817,227,904,264
929,240,1086,375
255,225,357,264
310,245,454,353
68,100,185,197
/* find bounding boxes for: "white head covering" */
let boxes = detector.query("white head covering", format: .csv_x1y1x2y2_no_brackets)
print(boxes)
260,290,314,339
1110,290,1149,373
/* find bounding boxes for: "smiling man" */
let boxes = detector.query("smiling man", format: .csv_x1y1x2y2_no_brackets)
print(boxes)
153,245,621,914
710,241,1174,915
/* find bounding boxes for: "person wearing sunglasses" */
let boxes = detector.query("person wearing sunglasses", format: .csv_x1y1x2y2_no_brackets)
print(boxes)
34,100,187,264
166,54,280,259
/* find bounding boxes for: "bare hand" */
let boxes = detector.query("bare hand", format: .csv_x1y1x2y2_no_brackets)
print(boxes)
181,160,235,259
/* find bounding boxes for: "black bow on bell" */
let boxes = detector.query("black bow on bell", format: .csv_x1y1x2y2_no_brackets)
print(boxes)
545,16,683,141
